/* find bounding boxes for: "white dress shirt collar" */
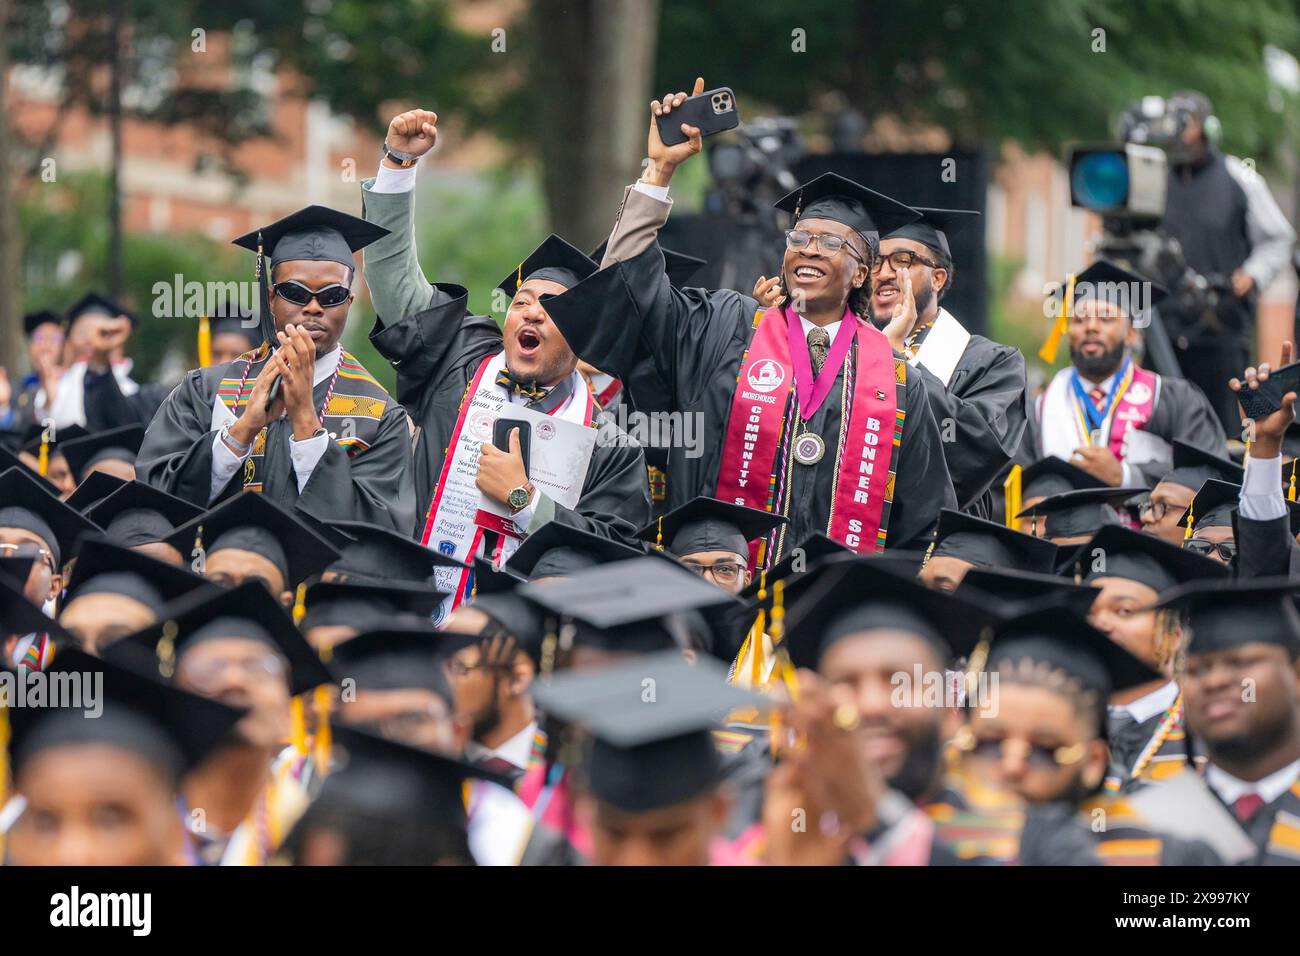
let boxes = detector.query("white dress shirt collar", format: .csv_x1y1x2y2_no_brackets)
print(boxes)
465,721,537,772
311,344,343,387
1205,757,1300,805
1110,680,1179,725
797,313,842,343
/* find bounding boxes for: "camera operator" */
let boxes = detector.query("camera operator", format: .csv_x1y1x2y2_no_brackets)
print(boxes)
1157,90,1295,432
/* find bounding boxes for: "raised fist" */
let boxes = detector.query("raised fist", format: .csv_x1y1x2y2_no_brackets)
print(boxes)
386,109,439,160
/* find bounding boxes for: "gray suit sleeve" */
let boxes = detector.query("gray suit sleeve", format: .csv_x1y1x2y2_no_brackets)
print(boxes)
1226,156,1296,291
360,178,451,324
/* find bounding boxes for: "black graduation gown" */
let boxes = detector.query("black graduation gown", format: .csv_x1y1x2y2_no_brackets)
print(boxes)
83,366,172,432
367,283,650,542
136,351,416,533
1024,373,1227,487
542,244,956,555
1236,513,1300,578
907,325,1027,518
1232,778,1300,865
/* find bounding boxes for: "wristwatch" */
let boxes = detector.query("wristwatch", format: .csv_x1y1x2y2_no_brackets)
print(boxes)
507,481,535,514
381,141,420,168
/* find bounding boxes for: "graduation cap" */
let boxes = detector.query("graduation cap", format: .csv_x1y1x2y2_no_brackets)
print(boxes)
328,627,449,697
0,571,71,639
986,603,1163,707
0,444,60,498
231,205,390,343
23,309,61,337
1175,479,1240,533
739,532,854,600
781,557,1000,671
114,580,334,695
8,648,247,783
164,492,341,588
886,207,980,258
532,651,765,812
1157,578,1300,656
0,466,101,566
1063,524,1228,594
518,556,738,654
83,479,204,548
1065,259,1169,317
22,422,87,458
1021,456,1109,501
773,172,920,243
0,550,36,588
1160,440,1244,492
637,496,787,559
207,297,261,340
57,425,145,483
460,591,548,666
1015,486,1145,540
496,234,599,299
957,567,1101,619
929,509,1060,573
62,537,212,613
327,519,466,584
300,578,443,633
589,239,706,289
64,291,137,330
468,556,525,596
504,521,647,579
64,471,129,513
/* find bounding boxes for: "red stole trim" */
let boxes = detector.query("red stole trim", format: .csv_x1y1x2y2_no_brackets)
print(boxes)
714,308,898,556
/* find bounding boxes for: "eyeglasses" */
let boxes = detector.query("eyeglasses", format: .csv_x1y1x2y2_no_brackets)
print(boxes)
960,732,1086,771
1137,499,1169,521
178,654,288,692
0,542,55,573
273,280,352,308
785,230,869,264
869,250,939,274
680,560,746,585
1184,538,1237,562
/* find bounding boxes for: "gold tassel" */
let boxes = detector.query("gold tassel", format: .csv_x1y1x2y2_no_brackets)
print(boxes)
197,313,212,367
1038,273,1076,364
1003,464,1022,530
516,263,523,290
654,516,663,551
157,620,178,680
1183,499,1194,540
290,696,307,755
37,425,51,477
312,685,332,775
1289,459,1296,502
291,583,307,626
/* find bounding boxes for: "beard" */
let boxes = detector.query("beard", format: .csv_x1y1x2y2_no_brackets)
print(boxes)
1069,339,1126,380
867,273,935,328
886,721,946,802
1202,708,1295,765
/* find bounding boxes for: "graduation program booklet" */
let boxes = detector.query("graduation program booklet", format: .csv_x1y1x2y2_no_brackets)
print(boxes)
474,402,597,539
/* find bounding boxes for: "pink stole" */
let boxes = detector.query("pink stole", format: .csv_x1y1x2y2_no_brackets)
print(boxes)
714,306,899,557
1103,364,1158,459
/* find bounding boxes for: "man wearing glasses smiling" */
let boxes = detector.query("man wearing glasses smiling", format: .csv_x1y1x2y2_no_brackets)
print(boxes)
137,206,416,537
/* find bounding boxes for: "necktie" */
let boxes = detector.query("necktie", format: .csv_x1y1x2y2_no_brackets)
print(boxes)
496,369,574,413
1089,385,1107,411
807,327,831,376
1233,792,1265,823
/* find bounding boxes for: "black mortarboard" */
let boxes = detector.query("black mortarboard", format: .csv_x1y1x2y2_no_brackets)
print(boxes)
23,309,61,336
328,520,466,584
782,558,1000,670
0,466,101,566
114,580,333,696
1158,578,1300,656
468,557,525,596
638,496,787,559
9,648,246,782
83,479,204,548
164,492,341,588
1016,486,1145,540
987,603,1163,703
957,567,1101,619
774,173,920,244
886,207,980,258
1021,456,1109,501
64,291,137,330
64,471,129,513
62,537,213,613
311,724,509,831
504,522,646,579
518,557,736,653
533,651,764,812
459,591,548,667
739,532,854,600
58,425,145,482
328,627,448,697
929,509,1059,572
231,205,389,343
1161,440,1244,492
207,298,261,343
300,579,443,633
589,239,705,289
1066,259,1169,319
1064,525,1228,593
0,572,70,639
496,234,598,298
0,444,60,497
1176,479,1240,532
0,552,36,588
22,422,87,457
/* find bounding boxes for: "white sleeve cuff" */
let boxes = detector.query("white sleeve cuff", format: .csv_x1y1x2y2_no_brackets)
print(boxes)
370,163,418,194
290,430,330,492
1240,454,1288,521
510,487,542,534
1120,461,1141,489
632,180,670,202
211,431,248,501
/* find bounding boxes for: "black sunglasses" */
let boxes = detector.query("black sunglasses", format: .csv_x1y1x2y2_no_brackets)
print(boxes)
273,280,352,308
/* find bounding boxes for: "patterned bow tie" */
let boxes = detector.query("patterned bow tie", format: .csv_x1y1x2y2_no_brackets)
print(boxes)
807,327,831,376
496,369,549,402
